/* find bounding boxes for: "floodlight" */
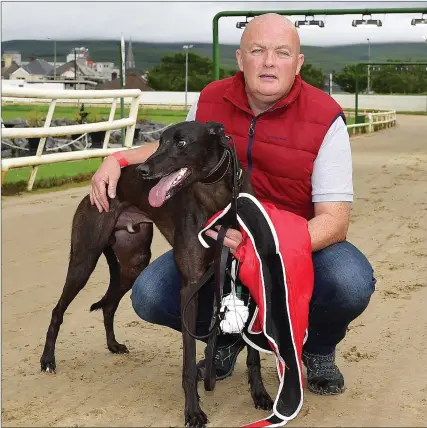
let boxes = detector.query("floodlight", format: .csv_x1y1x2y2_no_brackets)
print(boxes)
352,14,382,27
411,14,427,25
295,15,325,28
236,18,250,29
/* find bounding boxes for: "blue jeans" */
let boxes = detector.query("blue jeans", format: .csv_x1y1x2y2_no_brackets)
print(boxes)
130,241,376,355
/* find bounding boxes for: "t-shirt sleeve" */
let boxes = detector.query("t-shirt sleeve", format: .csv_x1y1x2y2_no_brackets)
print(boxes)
186,95,200,121
311,115,354,203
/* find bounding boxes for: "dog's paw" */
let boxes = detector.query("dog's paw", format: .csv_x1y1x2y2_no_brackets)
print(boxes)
252,389,273,411
107,342,129,354
40,354,56,374
185,408,208,428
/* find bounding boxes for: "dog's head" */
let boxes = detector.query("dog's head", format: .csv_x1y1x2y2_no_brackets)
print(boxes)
136,120,228,207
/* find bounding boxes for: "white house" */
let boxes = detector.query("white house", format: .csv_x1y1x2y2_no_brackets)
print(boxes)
9,67,32,80
91,62,115,79
9,58,53,81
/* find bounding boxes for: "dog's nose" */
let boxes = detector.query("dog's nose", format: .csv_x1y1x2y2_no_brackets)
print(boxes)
137,164,150,177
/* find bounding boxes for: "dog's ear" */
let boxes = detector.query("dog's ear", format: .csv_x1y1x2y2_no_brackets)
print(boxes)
206,121,225,137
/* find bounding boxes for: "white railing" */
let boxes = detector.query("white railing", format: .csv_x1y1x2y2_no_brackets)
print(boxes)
1,88,397,193
346,109,397,136
1,87,142,190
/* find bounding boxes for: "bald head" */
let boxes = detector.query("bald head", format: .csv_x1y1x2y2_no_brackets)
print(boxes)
240,13,301,55
235,12,305,115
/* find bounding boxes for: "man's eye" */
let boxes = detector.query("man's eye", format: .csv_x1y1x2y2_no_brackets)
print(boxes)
176,140,187,148
277,51,290,57
252,48,263,55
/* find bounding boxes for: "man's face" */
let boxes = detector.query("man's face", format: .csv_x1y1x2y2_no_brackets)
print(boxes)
236,17,304,105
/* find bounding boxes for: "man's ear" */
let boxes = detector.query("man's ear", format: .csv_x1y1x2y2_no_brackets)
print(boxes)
296,53,305,75
236,49,244,72
206,121,225,136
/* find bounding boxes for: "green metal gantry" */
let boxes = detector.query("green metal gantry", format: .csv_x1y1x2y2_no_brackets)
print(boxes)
212,7,427,80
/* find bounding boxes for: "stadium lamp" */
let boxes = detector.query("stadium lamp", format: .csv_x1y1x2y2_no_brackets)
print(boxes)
236,17,250,29
352,14,382,27
411,14,427,25
295,15,325,28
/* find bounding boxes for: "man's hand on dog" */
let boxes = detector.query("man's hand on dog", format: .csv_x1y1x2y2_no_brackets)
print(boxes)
90,156,121,213
205,225,243,254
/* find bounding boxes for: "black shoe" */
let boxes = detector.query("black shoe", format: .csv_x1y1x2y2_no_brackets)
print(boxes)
302,350,345,395
197,336,245,381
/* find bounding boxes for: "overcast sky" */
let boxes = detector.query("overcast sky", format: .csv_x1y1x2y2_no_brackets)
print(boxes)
2,1,427,46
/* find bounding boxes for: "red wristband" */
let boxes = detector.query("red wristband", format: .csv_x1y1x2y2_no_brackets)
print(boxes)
111,152,129,168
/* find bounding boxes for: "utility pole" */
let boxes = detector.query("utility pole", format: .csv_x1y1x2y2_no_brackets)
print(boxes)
54,40,56,80
120,34,126,146
183,44,194,109
47,37,57,80
74,48,77,89
367,38,371,94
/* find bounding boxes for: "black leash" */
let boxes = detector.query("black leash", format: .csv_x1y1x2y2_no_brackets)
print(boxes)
204,225,230,391
226,135,241,231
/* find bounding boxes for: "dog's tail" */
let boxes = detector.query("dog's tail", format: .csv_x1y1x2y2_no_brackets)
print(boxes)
90,246,120,312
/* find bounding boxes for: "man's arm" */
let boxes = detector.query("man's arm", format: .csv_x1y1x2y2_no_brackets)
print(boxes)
309,115,353,252
308,201,351,252
90,142,159,212
116,141,159,164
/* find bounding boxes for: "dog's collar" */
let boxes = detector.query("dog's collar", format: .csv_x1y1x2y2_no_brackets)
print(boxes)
201,147,231,185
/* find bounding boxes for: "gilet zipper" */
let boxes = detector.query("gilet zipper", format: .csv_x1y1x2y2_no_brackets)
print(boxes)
246,103,289,176
247,117,257,175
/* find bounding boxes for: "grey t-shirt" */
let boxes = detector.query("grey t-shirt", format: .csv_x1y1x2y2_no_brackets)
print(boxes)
186,97,353,203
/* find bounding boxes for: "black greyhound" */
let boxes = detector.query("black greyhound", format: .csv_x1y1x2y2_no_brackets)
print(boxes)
40,121,273,427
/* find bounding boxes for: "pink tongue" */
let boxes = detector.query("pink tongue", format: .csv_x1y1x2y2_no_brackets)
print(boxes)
148,169,185,207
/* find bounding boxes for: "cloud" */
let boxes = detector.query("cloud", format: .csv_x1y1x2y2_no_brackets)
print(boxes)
2,1,427,46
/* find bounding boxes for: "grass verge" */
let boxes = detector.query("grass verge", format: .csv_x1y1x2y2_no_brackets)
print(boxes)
395,111,427,116
1,104,189,123
2,173,93,196
2,159,102,196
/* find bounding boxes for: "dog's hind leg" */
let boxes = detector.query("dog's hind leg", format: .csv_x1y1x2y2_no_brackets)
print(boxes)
90,222,153,354
40,246,104,373
247,346,273,411
40,196,122,373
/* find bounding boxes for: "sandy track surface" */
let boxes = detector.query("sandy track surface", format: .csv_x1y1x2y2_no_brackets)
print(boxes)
2,115,427,427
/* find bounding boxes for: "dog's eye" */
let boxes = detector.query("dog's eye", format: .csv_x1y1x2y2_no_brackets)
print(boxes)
176,140,187,148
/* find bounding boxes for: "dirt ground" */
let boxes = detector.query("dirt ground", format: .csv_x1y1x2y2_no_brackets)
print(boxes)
2,115,427,427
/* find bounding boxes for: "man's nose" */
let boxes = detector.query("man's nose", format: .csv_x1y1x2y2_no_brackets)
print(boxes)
264,50,275,67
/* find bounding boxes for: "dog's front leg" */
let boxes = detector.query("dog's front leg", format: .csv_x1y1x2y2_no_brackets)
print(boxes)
181,280,208,428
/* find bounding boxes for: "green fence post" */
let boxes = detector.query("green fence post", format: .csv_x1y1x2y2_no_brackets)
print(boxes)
355,73,359,121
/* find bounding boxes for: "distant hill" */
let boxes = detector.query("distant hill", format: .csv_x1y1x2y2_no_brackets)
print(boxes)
2,39,426,75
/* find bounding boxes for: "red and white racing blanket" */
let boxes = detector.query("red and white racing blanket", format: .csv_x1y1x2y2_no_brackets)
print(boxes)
198,193,314,427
